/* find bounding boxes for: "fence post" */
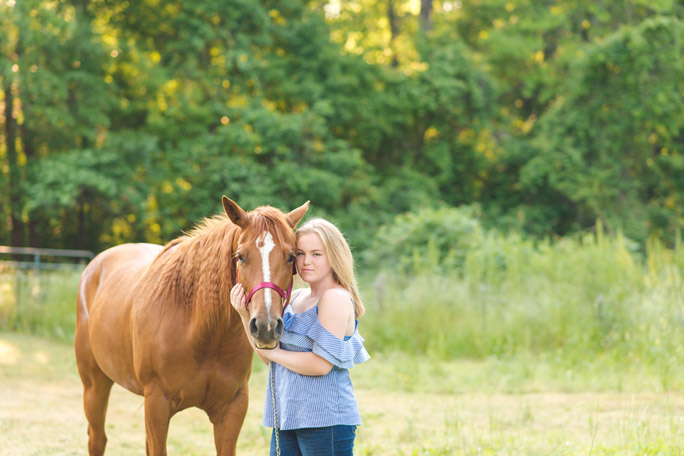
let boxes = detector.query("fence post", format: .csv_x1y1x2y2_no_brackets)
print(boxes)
14,268,22,329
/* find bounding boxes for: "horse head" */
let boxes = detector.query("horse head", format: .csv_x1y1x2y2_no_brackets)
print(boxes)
223,196,309,349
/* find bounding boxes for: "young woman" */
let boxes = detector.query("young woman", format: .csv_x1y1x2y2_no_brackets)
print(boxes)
230,218,369,456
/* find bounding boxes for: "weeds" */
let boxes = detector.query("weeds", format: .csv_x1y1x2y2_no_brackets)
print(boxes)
1,227,683,384
0,268,80,342
362,228,684,390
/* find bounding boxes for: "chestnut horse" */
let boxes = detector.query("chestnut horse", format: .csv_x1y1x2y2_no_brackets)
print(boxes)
74,196,309,455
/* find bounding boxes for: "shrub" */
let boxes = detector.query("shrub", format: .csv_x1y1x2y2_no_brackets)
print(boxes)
364,205,484,274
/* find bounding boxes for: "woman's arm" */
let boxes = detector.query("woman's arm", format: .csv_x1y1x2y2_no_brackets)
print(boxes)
258,347,333,376
230,283,270,366
257,288,354,376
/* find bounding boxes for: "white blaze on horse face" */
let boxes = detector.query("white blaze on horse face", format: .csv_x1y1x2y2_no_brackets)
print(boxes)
257,231,276,312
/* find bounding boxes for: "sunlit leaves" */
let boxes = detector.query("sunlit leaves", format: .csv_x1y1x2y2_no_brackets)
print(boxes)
3,0,684,253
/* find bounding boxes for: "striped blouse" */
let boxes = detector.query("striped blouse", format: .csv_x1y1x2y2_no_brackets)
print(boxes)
263,289,371,430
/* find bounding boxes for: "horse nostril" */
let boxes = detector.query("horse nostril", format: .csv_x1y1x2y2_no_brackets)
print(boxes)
249,318,259,338
275,318,284,337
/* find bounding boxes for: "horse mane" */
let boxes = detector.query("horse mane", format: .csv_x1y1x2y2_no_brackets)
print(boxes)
235,206,296,248
141,207,295,334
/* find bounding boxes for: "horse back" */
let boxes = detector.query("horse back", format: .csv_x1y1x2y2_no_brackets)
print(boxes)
76,243,163,394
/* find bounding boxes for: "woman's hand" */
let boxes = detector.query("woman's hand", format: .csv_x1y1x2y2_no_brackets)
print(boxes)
255,345,279,362
230,283,249,321
232,283,271,365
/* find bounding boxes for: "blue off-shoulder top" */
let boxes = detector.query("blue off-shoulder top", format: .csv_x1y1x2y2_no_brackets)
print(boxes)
262,289,370,430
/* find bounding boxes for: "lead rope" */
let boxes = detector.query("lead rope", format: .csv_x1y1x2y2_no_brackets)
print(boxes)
270,361,281,456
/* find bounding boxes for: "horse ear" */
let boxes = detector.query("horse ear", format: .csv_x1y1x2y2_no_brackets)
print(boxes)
286,201,310,229
222,196,249,228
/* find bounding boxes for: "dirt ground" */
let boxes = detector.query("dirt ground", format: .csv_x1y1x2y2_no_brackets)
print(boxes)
2,333,683,455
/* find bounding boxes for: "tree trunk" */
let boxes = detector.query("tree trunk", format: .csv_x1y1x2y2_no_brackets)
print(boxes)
420,0,433,33
4,83,24,249
387,0,399,67
20,82,38,246
77,198,86,251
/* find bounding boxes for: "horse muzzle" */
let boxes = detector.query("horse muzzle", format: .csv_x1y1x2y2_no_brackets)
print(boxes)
249,316,284,350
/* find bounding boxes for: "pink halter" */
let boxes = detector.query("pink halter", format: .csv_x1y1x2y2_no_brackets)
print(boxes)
236,262,296,311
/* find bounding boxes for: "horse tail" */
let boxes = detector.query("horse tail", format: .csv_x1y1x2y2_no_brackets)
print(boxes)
76,254,104,324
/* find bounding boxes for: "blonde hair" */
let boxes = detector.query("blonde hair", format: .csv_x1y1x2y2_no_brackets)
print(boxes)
296,218,365,318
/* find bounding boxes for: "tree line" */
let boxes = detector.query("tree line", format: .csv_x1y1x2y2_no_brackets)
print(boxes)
1,0,683,256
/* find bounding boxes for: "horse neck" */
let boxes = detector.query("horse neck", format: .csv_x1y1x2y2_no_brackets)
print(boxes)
158,223,241,338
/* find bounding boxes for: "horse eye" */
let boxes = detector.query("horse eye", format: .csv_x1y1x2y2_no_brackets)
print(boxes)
287,253,295,263
237,253,245,263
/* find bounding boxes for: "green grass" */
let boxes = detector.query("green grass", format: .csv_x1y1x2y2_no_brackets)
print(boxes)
2,230,684,453
0,267,80,341
2,332,684,455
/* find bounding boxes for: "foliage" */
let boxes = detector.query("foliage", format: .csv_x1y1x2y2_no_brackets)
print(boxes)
522,17,684,241
2,2,684,380
362,223,684,380
1,0,683,253
5,219,683,376
365,205,484,273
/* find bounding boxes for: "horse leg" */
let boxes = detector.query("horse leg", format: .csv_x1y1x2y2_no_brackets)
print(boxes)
83,375,114,455
143,388,172,456
208,384,249,456
75,329,114,456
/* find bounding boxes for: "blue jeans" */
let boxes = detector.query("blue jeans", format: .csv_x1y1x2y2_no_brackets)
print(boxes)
269,425,357,456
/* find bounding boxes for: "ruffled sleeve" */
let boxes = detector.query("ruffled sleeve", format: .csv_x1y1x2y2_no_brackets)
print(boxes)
309,319,370,369
281,306,370,369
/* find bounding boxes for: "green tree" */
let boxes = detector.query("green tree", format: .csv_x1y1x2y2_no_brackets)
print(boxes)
5,0,684,254
81,0,384,247
1,0,114,248
522,17,684,241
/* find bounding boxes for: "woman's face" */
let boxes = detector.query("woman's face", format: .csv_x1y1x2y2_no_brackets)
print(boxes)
295,233,333,285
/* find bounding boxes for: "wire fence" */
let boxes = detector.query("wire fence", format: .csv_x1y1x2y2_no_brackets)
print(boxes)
0,246,94,272
0,247,93,338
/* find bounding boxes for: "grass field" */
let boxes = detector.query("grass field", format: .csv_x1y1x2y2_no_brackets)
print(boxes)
2,230,684,454
2,331,684,455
